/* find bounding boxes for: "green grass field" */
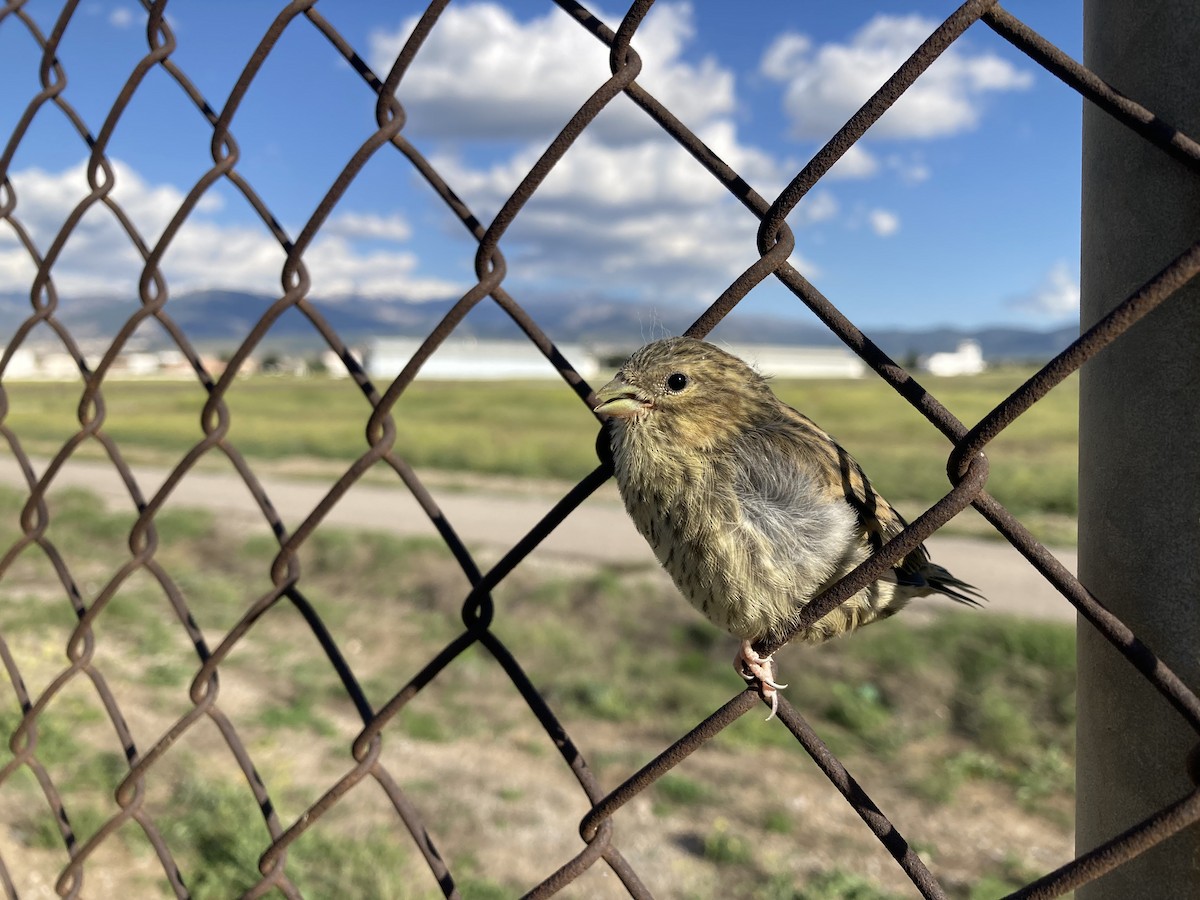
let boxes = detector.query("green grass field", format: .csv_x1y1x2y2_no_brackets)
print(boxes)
0,367,1083,895
0,366,1078,538
0,485,1074,897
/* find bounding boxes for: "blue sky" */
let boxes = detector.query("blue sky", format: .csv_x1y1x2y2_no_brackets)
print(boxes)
0,2,1084,331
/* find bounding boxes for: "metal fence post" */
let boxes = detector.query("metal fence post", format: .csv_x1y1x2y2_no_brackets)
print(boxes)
1078,2,1200,897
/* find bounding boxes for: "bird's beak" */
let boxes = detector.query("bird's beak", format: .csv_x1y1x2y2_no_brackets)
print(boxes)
593,374,651,418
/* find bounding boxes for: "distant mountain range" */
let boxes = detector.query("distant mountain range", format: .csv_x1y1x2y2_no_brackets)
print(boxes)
0,289,1078,362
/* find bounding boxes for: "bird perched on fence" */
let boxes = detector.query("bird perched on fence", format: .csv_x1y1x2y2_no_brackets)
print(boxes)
593,336,982,719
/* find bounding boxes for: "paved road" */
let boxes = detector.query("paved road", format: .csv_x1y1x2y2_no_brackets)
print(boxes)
1,457,1079,622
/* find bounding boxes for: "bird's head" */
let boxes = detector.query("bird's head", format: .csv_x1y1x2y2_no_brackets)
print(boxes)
593,337,773,441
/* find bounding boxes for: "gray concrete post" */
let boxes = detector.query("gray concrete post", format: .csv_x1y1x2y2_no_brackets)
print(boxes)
1078,2,1200,896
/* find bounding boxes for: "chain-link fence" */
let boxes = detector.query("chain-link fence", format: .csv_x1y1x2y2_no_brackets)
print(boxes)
0,0,1198,897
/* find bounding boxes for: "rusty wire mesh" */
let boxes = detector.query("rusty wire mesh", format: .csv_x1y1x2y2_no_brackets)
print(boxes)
0,0,1197,897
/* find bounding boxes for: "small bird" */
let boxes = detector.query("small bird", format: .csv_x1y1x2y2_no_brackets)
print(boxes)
594,337,982,718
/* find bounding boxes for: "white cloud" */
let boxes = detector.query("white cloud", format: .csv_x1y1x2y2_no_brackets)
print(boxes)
108,7,134,28
0,161,459,300
322,211,412,243
1010,261,1079,318
885,153,931,184
802,191,839,224
434,123,757,215
424,125,830,301
760,33,812,81
429,133,751,295
370,2,734,144
761,14,1033,142
362,3,831,303
827,143,880,180
867,208,900,237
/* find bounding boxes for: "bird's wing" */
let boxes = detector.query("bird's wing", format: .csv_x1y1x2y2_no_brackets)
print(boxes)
772,407,986,606
737,404,932,582
725,424,866,588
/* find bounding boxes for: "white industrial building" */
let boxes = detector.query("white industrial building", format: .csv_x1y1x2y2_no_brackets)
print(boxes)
0,348,38,378
364,338,867,382
922,340,986,376
364,337,601,381
722,344,866,379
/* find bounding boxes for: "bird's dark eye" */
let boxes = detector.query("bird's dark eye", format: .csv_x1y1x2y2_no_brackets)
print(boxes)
666,372,689,392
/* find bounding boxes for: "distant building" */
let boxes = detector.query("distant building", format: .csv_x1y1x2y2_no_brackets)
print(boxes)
39,352,80,379
364,337,600,381
723,344,866,379
157,349,190,375
1,348,38,379
320,348,362,378
0,347,214,379
922,340,985,376
199,354,229,377
118,352,161,377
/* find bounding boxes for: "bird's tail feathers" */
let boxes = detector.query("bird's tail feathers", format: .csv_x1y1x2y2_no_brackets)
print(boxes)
921,563,986,607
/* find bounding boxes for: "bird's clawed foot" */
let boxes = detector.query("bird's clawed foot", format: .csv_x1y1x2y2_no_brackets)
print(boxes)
736,640,788,721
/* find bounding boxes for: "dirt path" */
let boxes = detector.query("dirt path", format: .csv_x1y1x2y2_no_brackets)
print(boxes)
1,456,1079,622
